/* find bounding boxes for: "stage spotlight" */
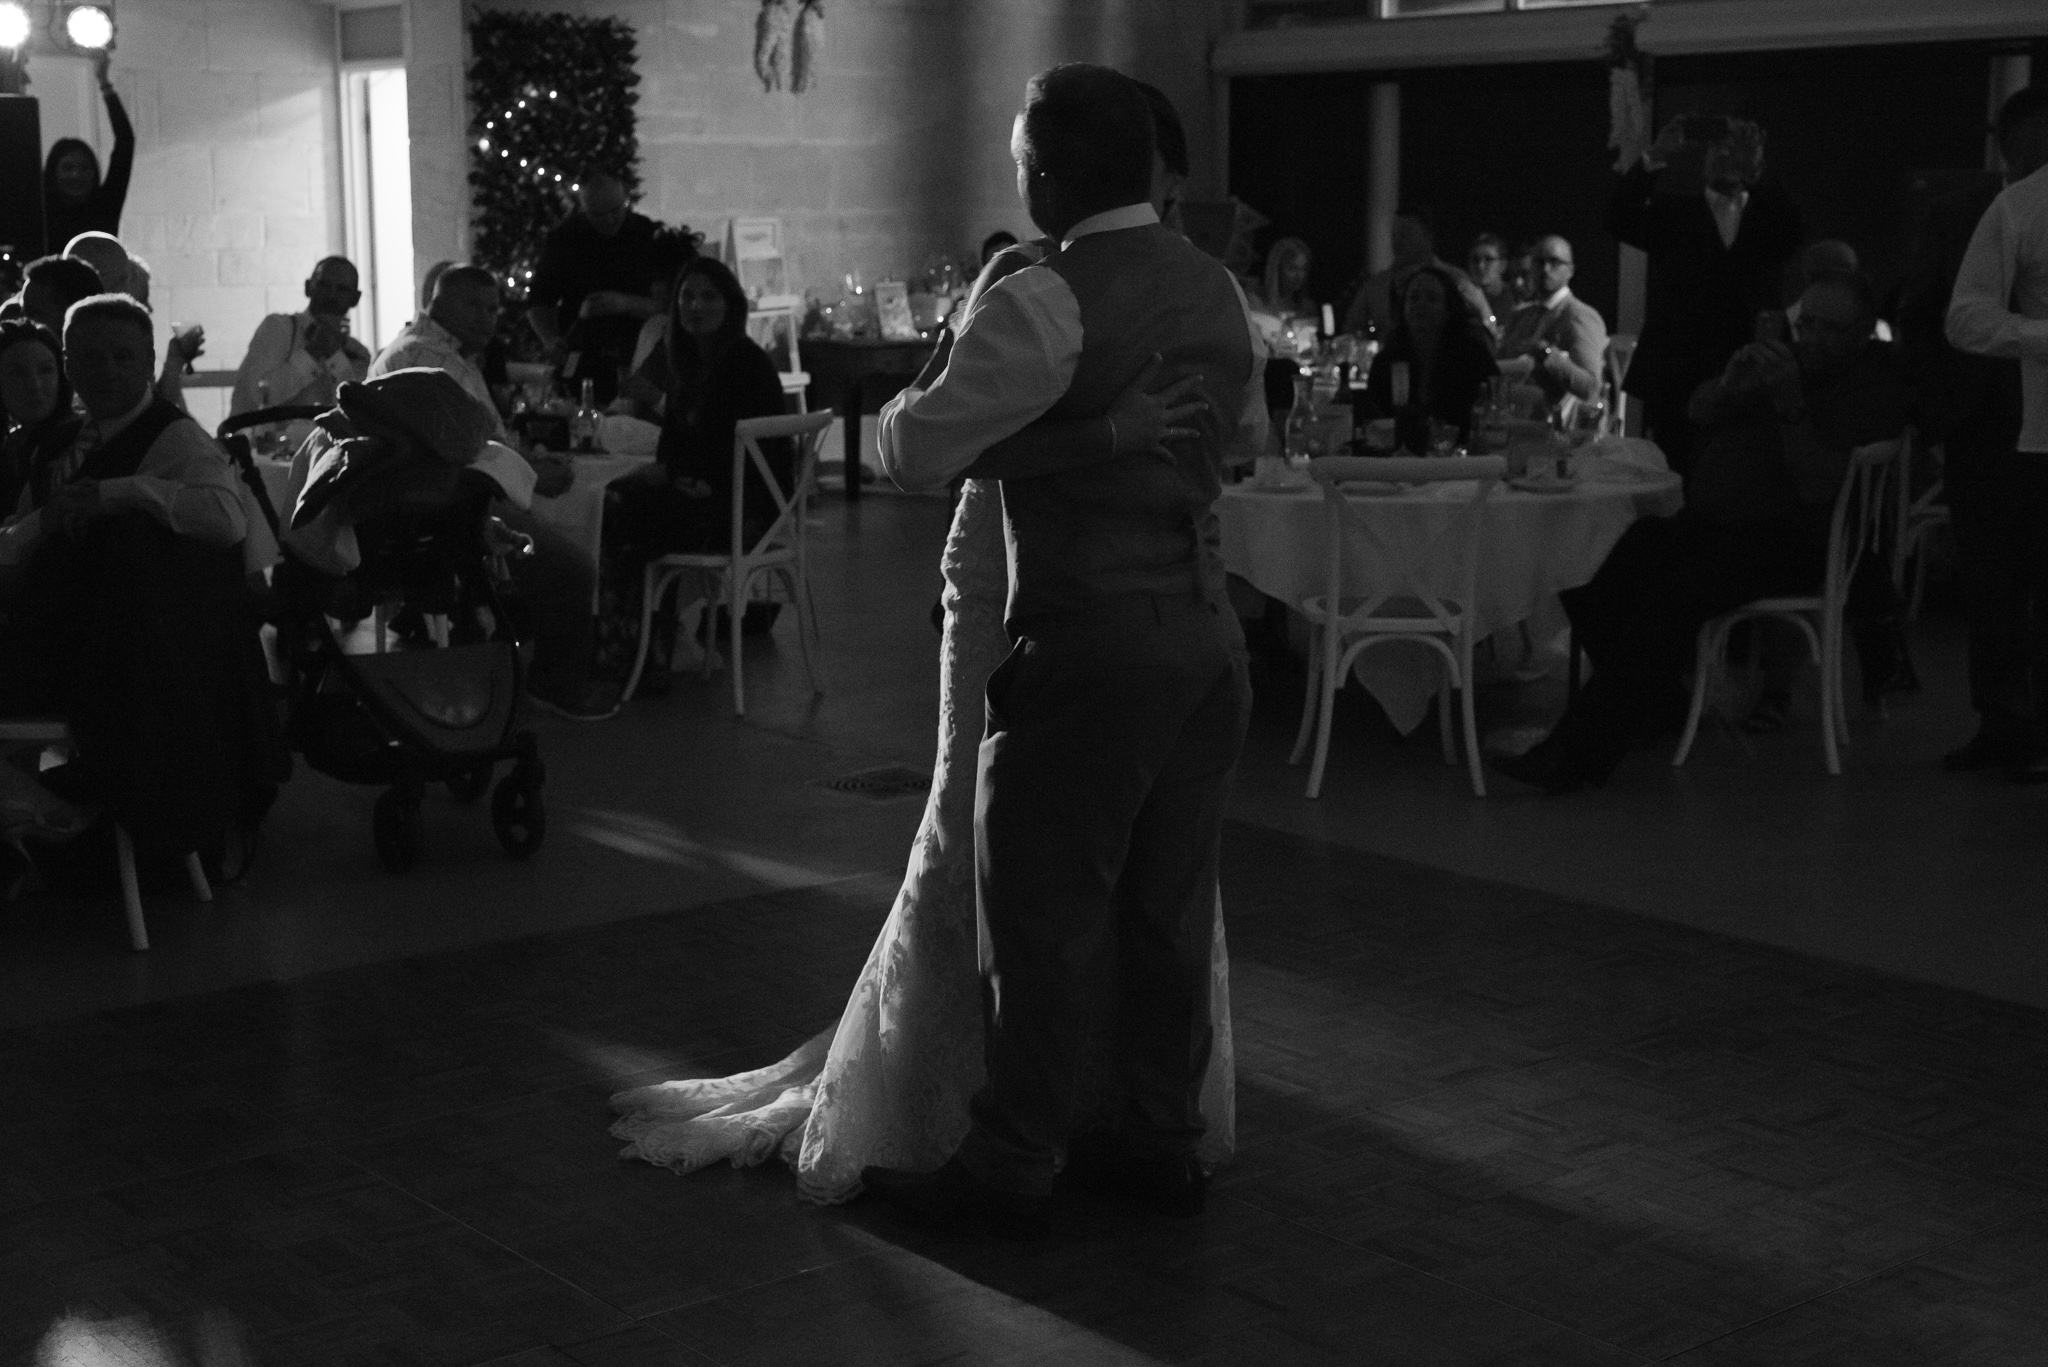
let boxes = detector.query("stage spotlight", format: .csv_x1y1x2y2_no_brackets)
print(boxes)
0,2,33,50
64,4,115,49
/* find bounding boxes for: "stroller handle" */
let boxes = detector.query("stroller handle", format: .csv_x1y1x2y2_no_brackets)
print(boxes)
217,405,329,538
217,405,331,441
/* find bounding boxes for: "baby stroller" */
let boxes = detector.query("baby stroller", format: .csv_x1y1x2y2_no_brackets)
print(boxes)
221,395,546,874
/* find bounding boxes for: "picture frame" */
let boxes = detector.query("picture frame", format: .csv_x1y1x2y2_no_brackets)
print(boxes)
873,280,919,341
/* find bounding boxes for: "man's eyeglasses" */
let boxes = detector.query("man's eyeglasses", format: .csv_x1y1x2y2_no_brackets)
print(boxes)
1532,255,1572,268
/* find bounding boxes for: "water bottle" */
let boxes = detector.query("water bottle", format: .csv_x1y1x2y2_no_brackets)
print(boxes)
571,378,598,453
1284,370,1315,464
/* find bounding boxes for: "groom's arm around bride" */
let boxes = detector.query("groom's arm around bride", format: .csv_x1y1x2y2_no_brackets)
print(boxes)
868,63,1266,1235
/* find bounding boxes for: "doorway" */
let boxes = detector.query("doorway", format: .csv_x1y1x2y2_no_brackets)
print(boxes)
340,66,414,352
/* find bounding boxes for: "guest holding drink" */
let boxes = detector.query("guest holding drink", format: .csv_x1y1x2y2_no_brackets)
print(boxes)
1493,235,1608,415
1360,265,1499,445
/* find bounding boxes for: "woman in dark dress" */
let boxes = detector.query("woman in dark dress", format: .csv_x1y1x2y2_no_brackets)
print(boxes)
1362,264,1499,445
0,321,82,517
41,54,136,248
598,258,790,676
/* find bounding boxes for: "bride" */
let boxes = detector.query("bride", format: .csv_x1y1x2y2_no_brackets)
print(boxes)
611,97,1234,1206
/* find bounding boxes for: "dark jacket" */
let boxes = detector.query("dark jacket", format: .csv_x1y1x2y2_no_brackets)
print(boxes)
2,408,83,516
1685,342,1908,534
657,336,790,533
1363,329,1500,440
1606,163,1803,403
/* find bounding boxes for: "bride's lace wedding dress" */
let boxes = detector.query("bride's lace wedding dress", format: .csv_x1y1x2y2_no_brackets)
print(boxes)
610,478,1236,1202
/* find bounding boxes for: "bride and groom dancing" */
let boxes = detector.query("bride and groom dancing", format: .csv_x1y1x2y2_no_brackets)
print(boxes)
610,63,1269,1239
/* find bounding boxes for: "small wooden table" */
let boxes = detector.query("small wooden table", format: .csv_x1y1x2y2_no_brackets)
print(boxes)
801,338,936,500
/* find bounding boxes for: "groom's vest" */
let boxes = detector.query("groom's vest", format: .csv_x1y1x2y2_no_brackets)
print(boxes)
1002,224,1256,625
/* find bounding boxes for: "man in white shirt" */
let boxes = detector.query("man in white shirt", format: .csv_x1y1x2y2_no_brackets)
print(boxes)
370,266,612,721
0,295,245,574
370,265,504,425
231,257,372,415
1494,234,1608,412
1947,84,2048,781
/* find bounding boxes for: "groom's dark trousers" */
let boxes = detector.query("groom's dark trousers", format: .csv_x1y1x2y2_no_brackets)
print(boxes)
954,219,1262,1200
965,593,1250,1198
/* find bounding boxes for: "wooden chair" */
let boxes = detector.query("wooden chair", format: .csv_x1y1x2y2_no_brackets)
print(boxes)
1891,432,1947,621
1672,438,1902,775
621,412,834,715
1291,455,1507,798
0,719,213,951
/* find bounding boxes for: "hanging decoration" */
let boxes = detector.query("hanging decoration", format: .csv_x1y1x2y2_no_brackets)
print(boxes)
754,0,824,94
467,10,641,309
1604,6,1653,172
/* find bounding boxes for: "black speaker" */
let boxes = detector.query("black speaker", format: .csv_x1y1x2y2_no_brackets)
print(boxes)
1,95,47,261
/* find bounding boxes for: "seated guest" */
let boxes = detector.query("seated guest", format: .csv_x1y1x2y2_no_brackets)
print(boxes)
0,293,277,866
1360,265,1499,444
1342,207,1495,340
527,171,663,405
607,258,788,565
979,231,1020,268
17,256,103,334
0,295,245,575
373,266,513,423
231,256,373,415
1494,273,1909,793
1249,237,1316,320
370,267,614,721
1784,240,1892,342
1493,234,1608,412
613,229,716,423
0,320,82,517
1502,243,1536,312
1467,232,1512,322
34,246,200,411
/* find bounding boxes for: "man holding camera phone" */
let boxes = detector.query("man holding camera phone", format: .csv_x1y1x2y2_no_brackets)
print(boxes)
1608,113,1803,478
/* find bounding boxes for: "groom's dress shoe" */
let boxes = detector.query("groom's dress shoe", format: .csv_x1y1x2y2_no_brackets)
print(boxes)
1061,1138,1208,1219
861,1156,1051,1240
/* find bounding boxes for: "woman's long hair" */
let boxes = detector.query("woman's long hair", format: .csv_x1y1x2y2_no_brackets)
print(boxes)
42,138,101,205
1261,237,1312,315
0,319,73,431
1388,264,1484,368
664,257,752,416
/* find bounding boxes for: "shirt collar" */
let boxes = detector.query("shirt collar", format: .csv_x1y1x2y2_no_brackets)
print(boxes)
1062,203,1159,250
1543,286,1573,310
1705,185,1749,214
411,315,470,358
85,390,154,442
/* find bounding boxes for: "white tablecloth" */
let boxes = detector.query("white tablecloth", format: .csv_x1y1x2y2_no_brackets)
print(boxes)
529,453,658,607
1219,447,1683,733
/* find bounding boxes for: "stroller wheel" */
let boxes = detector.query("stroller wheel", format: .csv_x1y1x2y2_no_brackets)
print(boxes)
447,761,493,803
373,788,424,873
491,771,545,859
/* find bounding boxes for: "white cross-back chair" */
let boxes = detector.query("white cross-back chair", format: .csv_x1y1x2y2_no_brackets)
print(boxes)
1290,455,1507,798
747,295,810,413
1890,432,1946,621
621,411,834,715
1672,437,1902,775
0,719,212,951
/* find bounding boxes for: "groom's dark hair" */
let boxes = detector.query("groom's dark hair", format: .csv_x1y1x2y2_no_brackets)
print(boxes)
1019,64,1156,218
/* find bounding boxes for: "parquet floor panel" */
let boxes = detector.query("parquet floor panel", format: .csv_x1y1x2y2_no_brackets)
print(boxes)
6,820,2043,1364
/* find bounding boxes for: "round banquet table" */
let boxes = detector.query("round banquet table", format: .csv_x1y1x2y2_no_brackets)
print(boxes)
1218,445,1684,734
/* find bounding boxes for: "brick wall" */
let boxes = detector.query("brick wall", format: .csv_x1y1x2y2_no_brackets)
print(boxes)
480,0,1227,298
28,0,342,387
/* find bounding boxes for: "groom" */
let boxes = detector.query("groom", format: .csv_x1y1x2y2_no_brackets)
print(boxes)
870,64,1267,1238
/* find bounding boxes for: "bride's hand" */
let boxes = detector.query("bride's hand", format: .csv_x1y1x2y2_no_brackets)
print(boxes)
1107,353,1209,462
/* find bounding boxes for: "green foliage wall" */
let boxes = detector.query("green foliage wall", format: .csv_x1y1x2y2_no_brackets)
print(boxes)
467,10,641,308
